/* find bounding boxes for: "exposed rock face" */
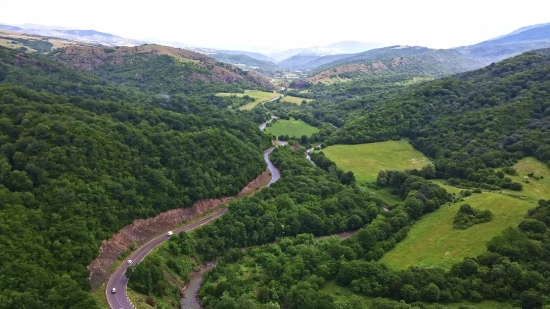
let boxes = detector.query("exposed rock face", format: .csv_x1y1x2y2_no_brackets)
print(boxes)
88,169,271,290
392,57,410,67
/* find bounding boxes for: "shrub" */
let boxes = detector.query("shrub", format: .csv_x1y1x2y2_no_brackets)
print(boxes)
145,295,157,307
453,204,494,229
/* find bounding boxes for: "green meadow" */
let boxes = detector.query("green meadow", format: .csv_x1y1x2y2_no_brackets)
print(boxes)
280,95,312,105
265,118,319,138
380,157,550,269
216,90,280,110
320,140,431,183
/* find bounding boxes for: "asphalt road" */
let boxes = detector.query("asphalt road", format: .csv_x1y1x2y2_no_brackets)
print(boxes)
264,147,280,186
106,147,279,309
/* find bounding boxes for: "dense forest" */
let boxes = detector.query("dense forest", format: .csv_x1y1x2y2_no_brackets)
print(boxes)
0,47,270,308
327,49,550,189
3,30,550,309
127,147,453,307
198,198,550,309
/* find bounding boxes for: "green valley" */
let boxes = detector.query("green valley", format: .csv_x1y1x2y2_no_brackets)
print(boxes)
3,14,550,309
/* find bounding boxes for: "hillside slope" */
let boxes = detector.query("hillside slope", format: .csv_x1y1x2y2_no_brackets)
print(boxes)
455,23,550,63
330,49,550,189
209,52,280,75
312,46,483,76
0,23,146,46
49,44,276,95
0,47,269,308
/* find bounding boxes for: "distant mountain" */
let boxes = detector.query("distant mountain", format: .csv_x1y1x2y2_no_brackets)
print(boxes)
208,52,280,75
268,41,383,63
455,22,550,63
49,44,276,94
312,41,383,54
0,29,96,54
215,49,274,62
0,22,147,47
268,48,308,63
278,53,352,70
298,46,483,85
53,29,118,38
0,24,22,31
314,46,481,72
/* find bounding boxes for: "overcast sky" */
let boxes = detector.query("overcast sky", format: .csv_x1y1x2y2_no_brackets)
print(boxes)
2,0,549,52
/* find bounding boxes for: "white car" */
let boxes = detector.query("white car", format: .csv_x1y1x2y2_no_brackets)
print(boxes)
167,231,173,236
127,259,133,264
111,288,116,294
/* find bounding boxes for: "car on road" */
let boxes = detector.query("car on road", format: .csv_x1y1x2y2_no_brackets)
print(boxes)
167,231,173,236
127,259,133,264
111,288,116,294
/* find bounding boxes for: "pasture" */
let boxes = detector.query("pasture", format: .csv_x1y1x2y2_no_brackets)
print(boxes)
379,157,550,269
265,118,318,138
319,140,431,183
280,95,312,105
217,90,280,110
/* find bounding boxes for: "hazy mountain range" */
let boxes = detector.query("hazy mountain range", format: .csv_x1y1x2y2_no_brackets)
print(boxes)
0,23,146,47
2,21,550,75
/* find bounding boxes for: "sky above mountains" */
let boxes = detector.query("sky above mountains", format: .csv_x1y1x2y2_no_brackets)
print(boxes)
3,0,549,52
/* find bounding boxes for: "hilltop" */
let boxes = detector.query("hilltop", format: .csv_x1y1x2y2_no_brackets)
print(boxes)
0,29,95,54
455,22,550,63
0,23,145,46
49,44,276,95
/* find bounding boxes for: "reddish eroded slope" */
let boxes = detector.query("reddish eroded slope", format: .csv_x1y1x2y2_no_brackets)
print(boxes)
88,169,271,289
49,44,276,90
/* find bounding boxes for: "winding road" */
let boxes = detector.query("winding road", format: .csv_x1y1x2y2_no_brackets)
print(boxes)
106,146,280,309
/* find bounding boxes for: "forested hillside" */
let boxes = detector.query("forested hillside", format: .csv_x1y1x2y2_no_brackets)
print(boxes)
0,48,269,308
0,46,145,102
329,49,550,189
127,147,398,306
127,147,456,308
312,46,483,74
48,45,275,95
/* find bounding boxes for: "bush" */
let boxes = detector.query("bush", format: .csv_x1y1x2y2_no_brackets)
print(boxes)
453,204,493,229
145,295,157,307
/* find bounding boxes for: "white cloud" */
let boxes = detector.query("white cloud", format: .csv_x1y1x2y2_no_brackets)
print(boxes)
2,0,549,52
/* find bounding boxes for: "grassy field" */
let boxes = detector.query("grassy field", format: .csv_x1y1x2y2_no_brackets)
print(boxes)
320,140,431,183
380,157,550,269
217,90,280,110
280,95,312,105
265,118,319,138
